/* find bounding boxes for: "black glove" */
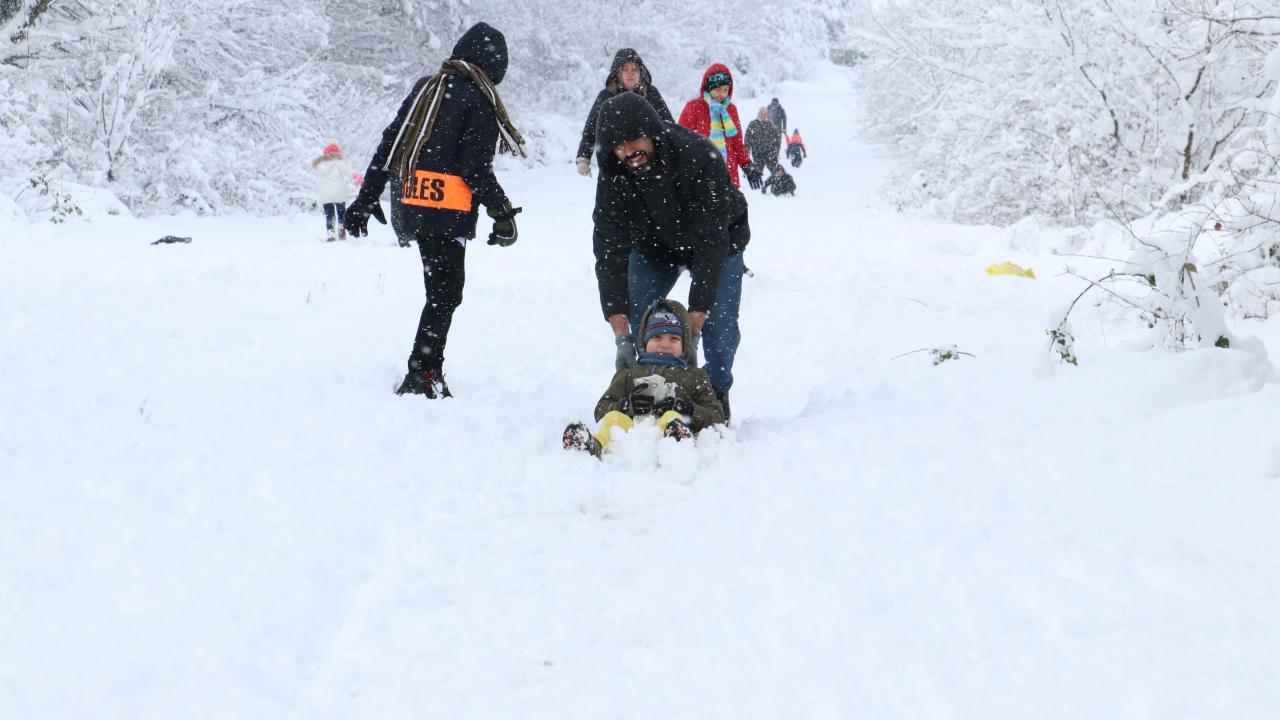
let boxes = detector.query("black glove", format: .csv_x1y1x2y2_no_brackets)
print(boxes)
615,334,637,370
486,200,522,246
344,195,387,238
744,164,763,190
653,397,693,416
626,391,654,416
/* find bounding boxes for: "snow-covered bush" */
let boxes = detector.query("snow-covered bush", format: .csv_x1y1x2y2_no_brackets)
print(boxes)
853,0,1279,228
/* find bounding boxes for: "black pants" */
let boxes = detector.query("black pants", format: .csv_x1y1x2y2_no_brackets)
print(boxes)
406,235,467,374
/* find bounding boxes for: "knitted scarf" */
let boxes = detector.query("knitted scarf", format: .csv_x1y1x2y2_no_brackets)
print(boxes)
383,59,527,179
703,92,737,158
637,352,688,368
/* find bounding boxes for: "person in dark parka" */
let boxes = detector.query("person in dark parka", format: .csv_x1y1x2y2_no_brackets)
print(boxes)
575,48,674,177
767,97,787,136
592,92,750,420
762,166,797,196
744,106,782,177
345,22,526,399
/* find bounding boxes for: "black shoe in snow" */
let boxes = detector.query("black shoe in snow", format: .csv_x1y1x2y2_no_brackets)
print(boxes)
663,418,693,442
711,389,732,422
395,369,452,398
562,422,602,457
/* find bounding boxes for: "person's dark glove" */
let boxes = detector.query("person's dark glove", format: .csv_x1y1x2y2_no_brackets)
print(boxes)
653,397,693,417
614,334,637,370
486,200,522,246
344,195,387,238
626,391,655,416
744,164,763,190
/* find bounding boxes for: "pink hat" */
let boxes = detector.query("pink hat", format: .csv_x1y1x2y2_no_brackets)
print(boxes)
323,143,341,155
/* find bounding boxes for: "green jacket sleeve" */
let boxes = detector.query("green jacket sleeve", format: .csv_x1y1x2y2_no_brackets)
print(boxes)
686,369,725,431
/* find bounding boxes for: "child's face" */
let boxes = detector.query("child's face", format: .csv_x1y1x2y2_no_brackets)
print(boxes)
645,332,684,356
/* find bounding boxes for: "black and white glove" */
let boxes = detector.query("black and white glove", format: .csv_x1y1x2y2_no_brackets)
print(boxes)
744,164,763,190
576,157,592,177
653,397,694,416
344,194,387,238
626,391,654,416
614,334,637,370
486,200,522,246
690,330,702,366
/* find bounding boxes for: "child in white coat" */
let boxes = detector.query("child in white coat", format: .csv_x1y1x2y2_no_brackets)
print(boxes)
312,141,362,241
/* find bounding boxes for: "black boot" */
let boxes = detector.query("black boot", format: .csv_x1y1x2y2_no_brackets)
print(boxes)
662,418,692,441
562,422,602,457
395,368,452,398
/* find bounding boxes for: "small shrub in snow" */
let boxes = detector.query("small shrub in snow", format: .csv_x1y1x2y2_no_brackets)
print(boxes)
15,175,83,224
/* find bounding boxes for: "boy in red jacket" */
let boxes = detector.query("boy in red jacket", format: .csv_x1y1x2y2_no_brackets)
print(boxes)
678,64,761,190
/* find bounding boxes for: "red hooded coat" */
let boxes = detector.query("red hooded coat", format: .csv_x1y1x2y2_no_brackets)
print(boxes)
678,63,752,187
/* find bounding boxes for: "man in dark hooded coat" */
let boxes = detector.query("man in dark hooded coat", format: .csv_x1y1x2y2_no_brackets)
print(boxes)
575,48,673,177
744,106,782,178
767,97,787,135
592,92,750,420
345,22,526,398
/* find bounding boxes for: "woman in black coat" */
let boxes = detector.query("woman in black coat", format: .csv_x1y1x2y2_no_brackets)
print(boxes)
575,49,673,176
345,22,525,398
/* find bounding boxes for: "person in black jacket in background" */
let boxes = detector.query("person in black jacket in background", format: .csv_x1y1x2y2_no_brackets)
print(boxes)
345,22,526,399
592,93,749,421
744,106,782,178
575,49,673,177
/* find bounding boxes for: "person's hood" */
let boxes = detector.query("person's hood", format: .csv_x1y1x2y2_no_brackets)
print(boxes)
635,298,696,366
595,92,668,158
606,48,655,93
450,22,508,84
699,63,735,98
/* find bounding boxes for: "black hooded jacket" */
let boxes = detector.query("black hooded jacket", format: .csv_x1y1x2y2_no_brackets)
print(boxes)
767,98,787,133
591,93,740,319
745,118,781,168
359,22,510,240
576,49,674,161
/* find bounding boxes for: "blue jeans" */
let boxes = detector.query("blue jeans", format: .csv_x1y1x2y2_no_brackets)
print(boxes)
628,248,744,395
323,202,346,232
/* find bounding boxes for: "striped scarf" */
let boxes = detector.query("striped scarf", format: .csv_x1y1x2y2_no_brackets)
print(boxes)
703,92,737,158
383,59,527,179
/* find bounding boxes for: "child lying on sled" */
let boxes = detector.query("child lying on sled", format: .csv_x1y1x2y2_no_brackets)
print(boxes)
563,299,725,457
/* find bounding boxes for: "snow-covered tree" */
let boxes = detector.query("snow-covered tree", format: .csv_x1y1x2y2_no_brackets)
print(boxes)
1,0,837,215
854,0,1279,226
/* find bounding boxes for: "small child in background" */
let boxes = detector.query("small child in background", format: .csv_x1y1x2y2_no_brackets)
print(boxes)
563,299,725,457
762,166,797,196
786,129,806,168
312,141,362,242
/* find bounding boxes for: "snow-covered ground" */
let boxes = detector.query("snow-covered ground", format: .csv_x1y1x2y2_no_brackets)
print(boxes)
3,65,1280,718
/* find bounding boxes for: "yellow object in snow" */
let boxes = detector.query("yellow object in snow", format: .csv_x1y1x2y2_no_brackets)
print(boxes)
985,262,1036,279
594,410,686,450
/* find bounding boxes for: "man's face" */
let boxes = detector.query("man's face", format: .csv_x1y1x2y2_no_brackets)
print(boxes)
613,136,655,175
757,108,768,121
619,62,641,91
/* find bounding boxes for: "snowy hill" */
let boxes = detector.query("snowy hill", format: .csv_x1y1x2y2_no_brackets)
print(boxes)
3,64,1280,718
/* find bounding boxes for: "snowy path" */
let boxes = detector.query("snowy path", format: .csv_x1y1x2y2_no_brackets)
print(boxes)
3,66,1280,718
